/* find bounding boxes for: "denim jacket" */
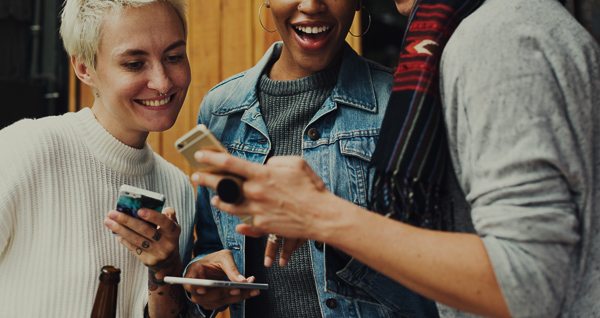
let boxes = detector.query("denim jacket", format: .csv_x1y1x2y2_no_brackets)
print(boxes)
189,42,439,318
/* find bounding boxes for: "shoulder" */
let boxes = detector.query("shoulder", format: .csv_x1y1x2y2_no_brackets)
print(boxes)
0,115,74,154
198,69,252,122
0,115,76,185
445,0,599,69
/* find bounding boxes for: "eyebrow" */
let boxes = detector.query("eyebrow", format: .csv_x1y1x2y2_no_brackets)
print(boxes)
115,40,187,58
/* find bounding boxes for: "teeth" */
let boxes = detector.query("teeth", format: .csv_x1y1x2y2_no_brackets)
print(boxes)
140,96,171,107
295,25,330,34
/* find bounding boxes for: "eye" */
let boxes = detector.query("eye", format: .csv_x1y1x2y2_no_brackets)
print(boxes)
123,61,143,71
166,54,184,64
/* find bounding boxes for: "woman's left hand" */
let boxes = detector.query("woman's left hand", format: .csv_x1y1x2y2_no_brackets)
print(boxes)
104,207,182,278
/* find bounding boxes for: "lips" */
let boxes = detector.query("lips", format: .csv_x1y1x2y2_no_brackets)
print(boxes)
293,24,333,51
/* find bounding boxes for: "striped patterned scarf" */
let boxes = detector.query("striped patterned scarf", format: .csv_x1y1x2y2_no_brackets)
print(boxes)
369,0,483,229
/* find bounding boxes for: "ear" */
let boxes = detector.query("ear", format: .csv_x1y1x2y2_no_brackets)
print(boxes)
71,56,95,87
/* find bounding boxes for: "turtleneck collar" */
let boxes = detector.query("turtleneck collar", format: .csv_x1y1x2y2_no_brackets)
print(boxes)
70,107,155,176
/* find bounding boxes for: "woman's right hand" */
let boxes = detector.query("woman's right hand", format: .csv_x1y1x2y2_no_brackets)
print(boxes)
184,249,260,310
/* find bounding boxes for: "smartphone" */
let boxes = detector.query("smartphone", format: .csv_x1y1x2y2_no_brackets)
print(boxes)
115,184,164,228
174,125,252,225
164,276,268,290
174,124,227,172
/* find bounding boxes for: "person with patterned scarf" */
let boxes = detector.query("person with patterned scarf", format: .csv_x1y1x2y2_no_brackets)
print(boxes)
190,0,600,316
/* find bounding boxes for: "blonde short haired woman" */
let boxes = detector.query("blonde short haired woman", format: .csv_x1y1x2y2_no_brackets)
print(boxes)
0,1,195,317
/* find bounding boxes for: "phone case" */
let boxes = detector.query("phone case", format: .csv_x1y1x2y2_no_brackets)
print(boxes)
174,124,227,172
116,185,165,227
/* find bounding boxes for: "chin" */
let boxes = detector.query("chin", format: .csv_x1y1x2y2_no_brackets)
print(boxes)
396,2,413,16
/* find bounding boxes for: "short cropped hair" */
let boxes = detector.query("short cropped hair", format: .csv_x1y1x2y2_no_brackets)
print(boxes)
60,0,188,72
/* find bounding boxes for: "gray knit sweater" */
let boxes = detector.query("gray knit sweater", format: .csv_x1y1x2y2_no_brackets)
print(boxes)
437,0,600,316
244,65,340,318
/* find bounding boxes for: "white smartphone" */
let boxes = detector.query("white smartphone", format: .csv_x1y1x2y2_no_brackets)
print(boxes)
164,276,268,290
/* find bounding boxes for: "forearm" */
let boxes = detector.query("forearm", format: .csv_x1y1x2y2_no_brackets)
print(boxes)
147,261,187,317
315,195,510,318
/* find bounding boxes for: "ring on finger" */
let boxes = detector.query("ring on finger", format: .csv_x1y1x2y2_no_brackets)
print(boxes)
267,234,282,244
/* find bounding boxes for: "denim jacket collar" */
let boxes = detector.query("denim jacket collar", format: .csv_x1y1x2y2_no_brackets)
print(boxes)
212,41,379,116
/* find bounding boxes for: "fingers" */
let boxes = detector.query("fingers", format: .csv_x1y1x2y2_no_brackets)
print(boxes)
187,287,260,310
193,150,260,181
235,224,265,238
183,252,260,310
104,208,180,269
279,238,306,267
264,234,282,267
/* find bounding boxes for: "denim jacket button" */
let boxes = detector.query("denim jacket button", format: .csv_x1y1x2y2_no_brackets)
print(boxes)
314,241,324,251
308,128,320,140
326,298,338,309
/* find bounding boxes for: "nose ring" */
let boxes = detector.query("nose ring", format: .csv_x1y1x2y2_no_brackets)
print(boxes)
159,92,167,96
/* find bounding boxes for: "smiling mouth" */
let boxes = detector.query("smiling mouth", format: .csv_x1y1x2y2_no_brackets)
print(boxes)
137,95,172,107
294,25,332,42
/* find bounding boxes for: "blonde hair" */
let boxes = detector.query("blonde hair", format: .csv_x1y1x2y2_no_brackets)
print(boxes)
60,0,188,72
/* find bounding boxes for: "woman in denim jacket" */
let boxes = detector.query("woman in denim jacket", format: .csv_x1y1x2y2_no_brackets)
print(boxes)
183,1,438,317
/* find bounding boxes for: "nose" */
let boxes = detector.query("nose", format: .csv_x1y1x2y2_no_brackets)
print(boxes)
298,0,326,14
147,64,172,94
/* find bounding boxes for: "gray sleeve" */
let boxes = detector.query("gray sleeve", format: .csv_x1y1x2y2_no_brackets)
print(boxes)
440,7,591,317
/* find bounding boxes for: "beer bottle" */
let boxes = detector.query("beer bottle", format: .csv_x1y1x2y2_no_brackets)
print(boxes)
90,266,121,318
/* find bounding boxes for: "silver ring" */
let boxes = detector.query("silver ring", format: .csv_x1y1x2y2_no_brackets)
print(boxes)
267,234,281,244
159,92,167,96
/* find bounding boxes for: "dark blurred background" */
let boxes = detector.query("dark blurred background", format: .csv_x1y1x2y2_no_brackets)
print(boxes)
0,0,599,130
1,0,69,130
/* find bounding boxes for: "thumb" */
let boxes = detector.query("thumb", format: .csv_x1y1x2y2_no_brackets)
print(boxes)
163,207,178,223
236,224,266,237
219,256,248,283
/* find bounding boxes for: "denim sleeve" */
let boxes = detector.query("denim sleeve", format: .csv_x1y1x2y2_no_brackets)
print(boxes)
192,185,224,261
183,185,225,318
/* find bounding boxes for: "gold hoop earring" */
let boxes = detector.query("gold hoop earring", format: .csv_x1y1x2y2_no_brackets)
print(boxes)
258,3,277,33
349,6,371,37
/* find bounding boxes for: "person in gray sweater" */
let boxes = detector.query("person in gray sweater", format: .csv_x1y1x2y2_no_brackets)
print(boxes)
190,0,600,317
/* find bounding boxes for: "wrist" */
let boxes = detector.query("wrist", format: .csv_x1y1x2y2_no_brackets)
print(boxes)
312,193,359,244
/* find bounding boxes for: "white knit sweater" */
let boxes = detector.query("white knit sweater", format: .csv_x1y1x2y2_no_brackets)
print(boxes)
0,108,196,317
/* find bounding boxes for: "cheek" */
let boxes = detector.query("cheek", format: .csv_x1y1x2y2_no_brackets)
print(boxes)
172,65,192,89
97,72,145,100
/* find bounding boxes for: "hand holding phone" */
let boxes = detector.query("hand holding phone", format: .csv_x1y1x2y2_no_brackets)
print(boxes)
175,125,251,225
115,184,164,228
164,276,268,290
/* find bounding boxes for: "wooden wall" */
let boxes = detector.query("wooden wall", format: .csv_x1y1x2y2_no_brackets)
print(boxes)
69,0,362,178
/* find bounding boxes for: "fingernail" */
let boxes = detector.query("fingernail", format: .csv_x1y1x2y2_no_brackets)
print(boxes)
194,151,204,161
237,275,247,282
211,196,218,206
138,209,148,218
230,289,241,296
264,256,273,267
108,211,119,220
196,288,206,294
279,258,288,267
250,290,260,297
103,219,114,227
191,173,200,183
